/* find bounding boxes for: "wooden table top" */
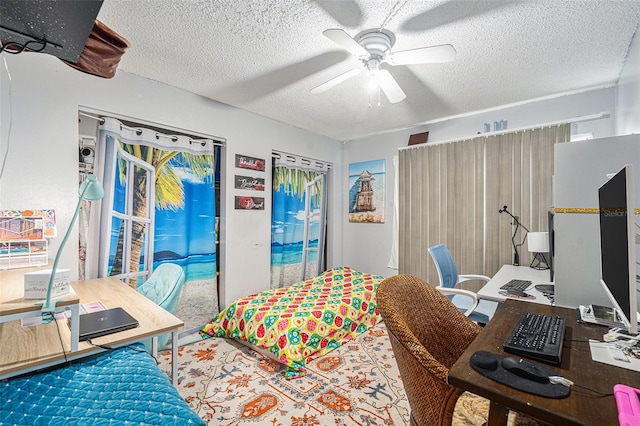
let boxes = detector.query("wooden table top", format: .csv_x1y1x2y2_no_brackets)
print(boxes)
1,265,79,316
1,273,183,378
448,299,640,426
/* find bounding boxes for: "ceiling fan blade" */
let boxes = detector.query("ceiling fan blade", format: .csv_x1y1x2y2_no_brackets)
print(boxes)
378,70,406,103
322,29,368,57
310,67,361,94
387,44,456,65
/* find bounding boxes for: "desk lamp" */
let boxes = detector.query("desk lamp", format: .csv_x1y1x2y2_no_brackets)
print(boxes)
40,174,104,323
499,205,529,266
528,232,550,270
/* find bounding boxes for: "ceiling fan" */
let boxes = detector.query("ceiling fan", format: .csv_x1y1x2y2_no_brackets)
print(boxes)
311,28,456,104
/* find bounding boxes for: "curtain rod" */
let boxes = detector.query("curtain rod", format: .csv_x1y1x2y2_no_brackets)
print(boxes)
398,111,610,151
78,111,226,146
272,150,332,170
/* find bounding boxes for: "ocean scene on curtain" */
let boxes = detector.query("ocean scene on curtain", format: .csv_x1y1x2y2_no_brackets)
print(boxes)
271,155,327,288
108,151,217,283
97,117,219,326
348,159,385,223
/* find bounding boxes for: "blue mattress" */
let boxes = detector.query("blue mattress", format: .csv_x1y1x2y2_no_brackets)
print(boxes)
0,343,204,425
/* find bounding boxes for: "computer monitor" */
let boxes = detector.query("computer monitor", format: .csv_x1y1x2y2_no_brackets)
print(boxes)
548,208,555,282
598,164,638,335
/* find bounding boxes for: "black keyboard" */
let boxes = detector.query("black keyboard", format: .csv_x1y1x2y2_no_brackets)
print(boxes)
500,279,532,291
503,312,566,364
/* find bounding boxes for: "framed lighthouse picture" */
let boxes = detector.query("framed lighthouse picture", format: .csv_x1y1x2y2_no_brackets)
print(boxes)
348,159,385,223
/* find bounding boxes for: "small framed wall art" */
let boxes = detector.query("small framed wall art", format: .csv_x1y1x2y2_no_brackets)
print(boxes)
235,154,265,172
235,196,265,210
234,175,265,191
348,159,385,223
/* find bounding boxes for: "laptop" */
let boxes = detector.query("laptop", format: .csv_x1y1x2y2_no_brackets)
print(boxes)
69,307,139,341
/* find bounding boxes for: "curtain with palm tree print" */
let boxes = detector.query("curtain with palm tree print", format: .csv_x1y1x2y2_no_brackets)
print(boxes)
95,118,219,316
271,153,329,289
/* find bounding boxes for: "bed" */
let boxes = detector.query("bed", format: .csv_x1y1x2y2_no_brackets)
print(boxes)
200,266,384,378
0,343,205,425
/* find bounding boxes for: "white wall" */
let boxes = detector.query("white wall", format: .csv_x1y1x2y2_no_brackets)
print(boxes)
342,88,617,276
342,128,424,277
554,135,640,310
616,28,640,136
0,53,343,308
403,87,616,144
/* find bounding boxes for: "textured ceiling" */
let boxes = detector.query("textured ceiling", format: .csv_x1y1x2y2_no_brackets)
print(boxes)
96,0,640,141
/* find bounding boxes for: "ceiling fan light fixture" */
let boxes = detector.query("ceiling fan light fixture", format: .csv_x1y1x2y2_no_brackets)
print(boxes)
366,57,381,90
357,31,394,58
368,77,381,108
366,58,382,107
367,72,380,92
366,57,381,71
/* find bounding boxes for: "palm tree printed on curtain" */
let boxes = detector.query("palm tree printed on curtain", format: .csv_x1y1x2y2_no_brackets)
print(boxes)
271,159,326,288
110,141,216,288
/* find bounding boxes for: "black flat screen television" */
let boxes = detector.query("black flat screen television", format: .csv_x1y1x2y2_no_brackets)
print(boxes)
0,1,103,63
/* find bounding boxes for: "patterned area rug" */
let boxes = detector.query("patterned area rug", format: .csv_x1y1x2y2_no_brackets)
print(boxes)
157,323,538,426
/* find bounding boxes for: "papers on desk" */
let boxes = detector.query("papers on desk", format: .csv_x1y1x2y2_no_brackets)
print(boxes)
578,304,625,328
21,301,107,327
590,340,640,372
498,290,536,300
583,305,640,371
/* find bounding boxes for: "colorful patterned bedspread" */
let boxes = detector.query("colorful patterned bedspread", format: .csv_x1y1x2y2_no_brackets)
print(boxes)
200,266,383,378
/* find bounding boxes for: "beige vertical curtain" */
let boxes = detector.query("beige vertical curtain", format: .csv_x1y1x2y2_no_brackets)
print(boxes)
399,124,570,291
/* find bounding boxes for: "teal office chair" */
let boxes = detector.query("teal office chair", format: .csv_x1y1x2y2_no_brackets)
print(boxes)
428,244,499,324
137,263,186,350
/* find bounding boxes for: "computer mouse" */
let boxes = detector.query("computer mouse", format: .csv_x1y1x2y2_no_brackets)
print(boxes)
507,288,528,297
471,350,499,371
501,356,550,383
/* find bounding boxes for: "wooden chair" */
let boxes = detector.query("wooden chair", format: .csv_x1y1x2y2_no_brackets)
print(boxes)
377,274,482,426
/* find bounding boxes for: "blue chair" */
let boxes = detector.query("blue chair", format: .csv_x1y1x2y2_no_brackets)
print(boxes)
428,244,499,324
136,263,186,350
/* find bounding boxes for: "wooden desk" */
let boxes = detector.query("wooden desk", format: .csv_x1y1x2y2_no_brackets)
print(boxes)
0,272,183,384
1,266,81,351
448,299,640,426
478,265,553,305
